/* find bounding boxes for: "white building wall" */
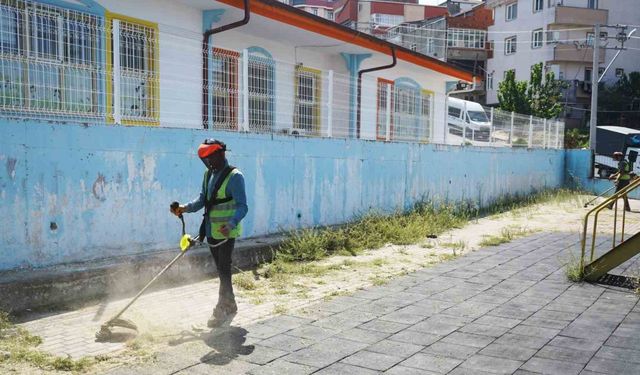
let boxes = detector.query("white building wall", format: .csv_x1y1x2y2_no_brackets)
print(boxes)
97,0,203,128
93,0,461,142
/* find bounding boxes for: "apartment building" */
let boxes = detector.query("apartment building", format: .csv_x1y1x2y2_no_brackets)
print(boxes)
334,0,448,32
292,0,337,20
486,0,640,128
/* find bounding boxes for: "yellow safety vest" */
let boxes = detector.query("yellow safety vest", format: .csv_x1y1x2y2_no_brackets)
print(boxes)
203,169,242,239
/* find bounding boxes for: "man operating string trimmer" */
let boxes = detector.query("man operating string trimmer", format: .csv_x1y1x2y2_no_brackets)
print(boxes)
171,139,248,328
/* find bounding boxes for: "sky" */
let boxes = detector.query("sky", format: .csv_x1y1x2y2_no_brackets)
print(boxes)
419,0,444,5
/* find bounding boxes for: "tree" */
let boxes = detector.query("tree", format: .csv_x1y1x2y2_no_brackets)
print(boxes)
528,63,565,119
598,72,640,127
497,63,566,119
497,70,529,114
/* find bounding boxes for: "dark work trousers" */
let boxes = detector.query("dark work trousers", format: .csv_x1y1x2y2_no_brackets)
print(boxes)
207,238,236,311
609,179,631,211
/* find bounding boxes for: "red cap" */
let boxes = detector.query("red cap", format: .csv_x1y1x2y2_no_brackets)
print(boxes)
198,143,223,158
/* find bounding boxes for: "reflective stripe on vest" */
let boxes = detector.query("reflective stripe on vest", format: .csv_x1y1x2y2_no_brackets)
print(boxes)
209,169,242,239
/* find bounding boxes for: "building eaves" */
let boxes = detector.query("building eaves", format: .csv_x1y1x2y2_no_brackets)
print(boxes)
216,0,475,82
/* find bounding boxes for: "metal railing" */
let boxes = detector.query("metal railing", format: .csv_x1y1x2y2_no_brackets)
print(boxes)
580,176,640,271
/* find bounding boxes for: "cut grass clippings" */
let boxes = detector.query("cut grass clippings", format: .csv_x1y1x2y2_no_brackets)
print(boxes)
0,311,97,372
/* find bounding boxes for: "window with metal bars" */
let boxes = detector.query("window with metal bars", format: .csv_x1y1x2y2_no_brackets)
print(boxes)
0,0,101,116
376,78,393,140
293,66,321,135
393,84,420,141
210,48,239,131
108,15,158,125
248,53,274,133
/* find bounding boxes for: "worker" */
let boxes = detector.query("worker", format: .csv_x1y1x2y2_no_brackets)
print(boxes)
607,151,632,212
171,139,248,328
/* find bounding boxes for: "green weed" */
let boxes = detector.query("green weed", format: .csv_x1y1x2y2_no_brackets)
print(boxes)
564,253,585,282
479,226,534,247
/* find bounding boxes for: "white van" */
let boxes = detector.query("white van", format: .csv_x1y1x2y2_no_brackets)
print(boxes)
447,97,491,141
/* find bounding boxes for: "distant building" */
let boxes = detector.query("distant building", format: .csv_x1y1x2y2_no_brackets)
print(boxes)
486,0,640,128
292,0,337,21
333,0,448,33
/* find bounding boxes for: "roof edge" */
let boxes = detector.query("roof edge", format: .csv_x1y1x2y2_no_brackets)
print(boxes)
215,0,474,82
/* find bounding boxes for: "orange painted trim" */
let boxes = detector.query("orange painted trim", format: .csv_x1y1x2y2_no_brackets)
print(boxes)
216,0,474,82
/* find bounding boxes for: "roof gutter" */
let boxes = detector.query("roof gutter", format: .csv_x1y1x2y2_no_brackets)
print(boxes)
202,0,250,129
356,46,397,139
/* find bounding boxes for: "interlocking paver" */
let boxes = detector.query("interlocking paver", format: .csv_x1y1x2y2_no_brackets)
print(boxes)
521,357,585,375
478,343,537,361
399,352,462,374
341,350,403,371
585,356,640,375
421,341,479,360
16,232,640,375
460,354,523,374
366,339,424,358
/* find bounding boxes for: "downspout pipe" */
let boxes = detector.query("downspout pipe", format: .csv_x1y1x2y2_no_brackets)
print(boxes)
356,46,396,139
202,0,250,129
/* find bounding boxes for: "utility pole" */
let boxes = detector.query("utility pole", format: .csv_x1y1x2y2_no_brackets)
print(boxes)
589,24,600,152
588,24,635,161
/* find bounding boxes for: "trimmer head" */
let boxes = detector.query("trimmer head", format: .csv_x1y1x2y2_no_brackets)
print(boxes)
95,318,138,341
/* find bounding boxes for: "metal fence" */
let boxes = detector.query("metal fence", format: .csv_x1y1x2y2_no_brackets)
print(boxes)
0,0,564,149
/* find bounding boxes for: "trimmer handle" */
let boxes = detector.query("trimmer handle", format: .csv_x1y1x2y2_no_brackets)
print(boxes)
170,201,182,218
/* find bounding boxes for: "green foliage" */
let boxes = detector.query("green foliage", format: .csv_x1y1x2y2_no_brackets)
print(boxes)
564,128,590,149
498,63,567,119
497,69,530,114
479,226,533,247
599,72,640,126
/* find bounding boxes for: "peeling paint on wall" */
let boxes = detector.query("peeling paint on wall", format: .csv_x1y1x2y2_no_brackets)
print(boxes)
0,121,566,271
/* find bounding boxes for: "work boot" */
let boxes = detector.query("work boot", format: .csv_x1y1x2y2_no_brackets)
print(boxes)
207,302,237,328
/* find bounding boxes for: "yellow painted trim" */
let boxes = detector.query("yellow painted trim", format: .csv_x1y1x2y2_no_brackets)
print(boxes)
105,11,160,126
421,89,434,142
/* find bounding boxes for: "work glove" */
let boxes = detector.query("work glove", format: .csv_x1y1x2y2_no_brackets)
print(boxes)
170,201,186,217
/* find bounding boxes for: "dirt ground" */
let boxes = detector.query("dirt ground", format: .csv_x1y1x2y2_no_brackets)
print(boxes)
5,193,640,374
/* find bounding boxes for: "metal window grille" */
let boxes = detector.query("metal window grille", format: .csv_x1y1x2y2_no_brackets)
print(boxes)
393,86,419,141
293,66,321,135
0,0,101,117
210,48,239,131
247,55,274,133
113,19,158,123
376,79,393,140
421,90,433,142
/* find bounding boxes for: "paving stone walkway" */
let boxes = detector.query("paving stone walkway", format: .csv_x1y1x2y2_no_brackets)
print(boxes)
101,232,640,375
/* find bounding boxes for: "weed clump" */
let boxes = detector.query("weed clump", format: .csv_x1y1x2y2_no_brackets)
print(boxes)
276,202,465,263
479,226,533,247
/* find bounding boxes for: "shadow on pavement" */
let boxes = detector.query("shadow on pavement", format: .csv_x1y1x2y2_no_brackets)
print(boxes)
167,322,254,370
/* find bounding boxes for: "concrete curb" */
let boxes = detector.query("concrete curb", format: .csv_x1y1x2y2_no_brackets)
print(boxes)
0,236,284,314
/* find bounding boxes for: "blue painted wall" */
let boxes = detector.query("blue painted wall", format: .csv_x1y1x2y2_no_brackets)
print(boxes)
565,149,639,199
0,121,566,271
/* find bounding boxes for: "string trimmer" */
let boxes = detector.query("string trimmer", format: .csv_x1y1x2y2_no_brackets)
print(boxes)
95,202,227,341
